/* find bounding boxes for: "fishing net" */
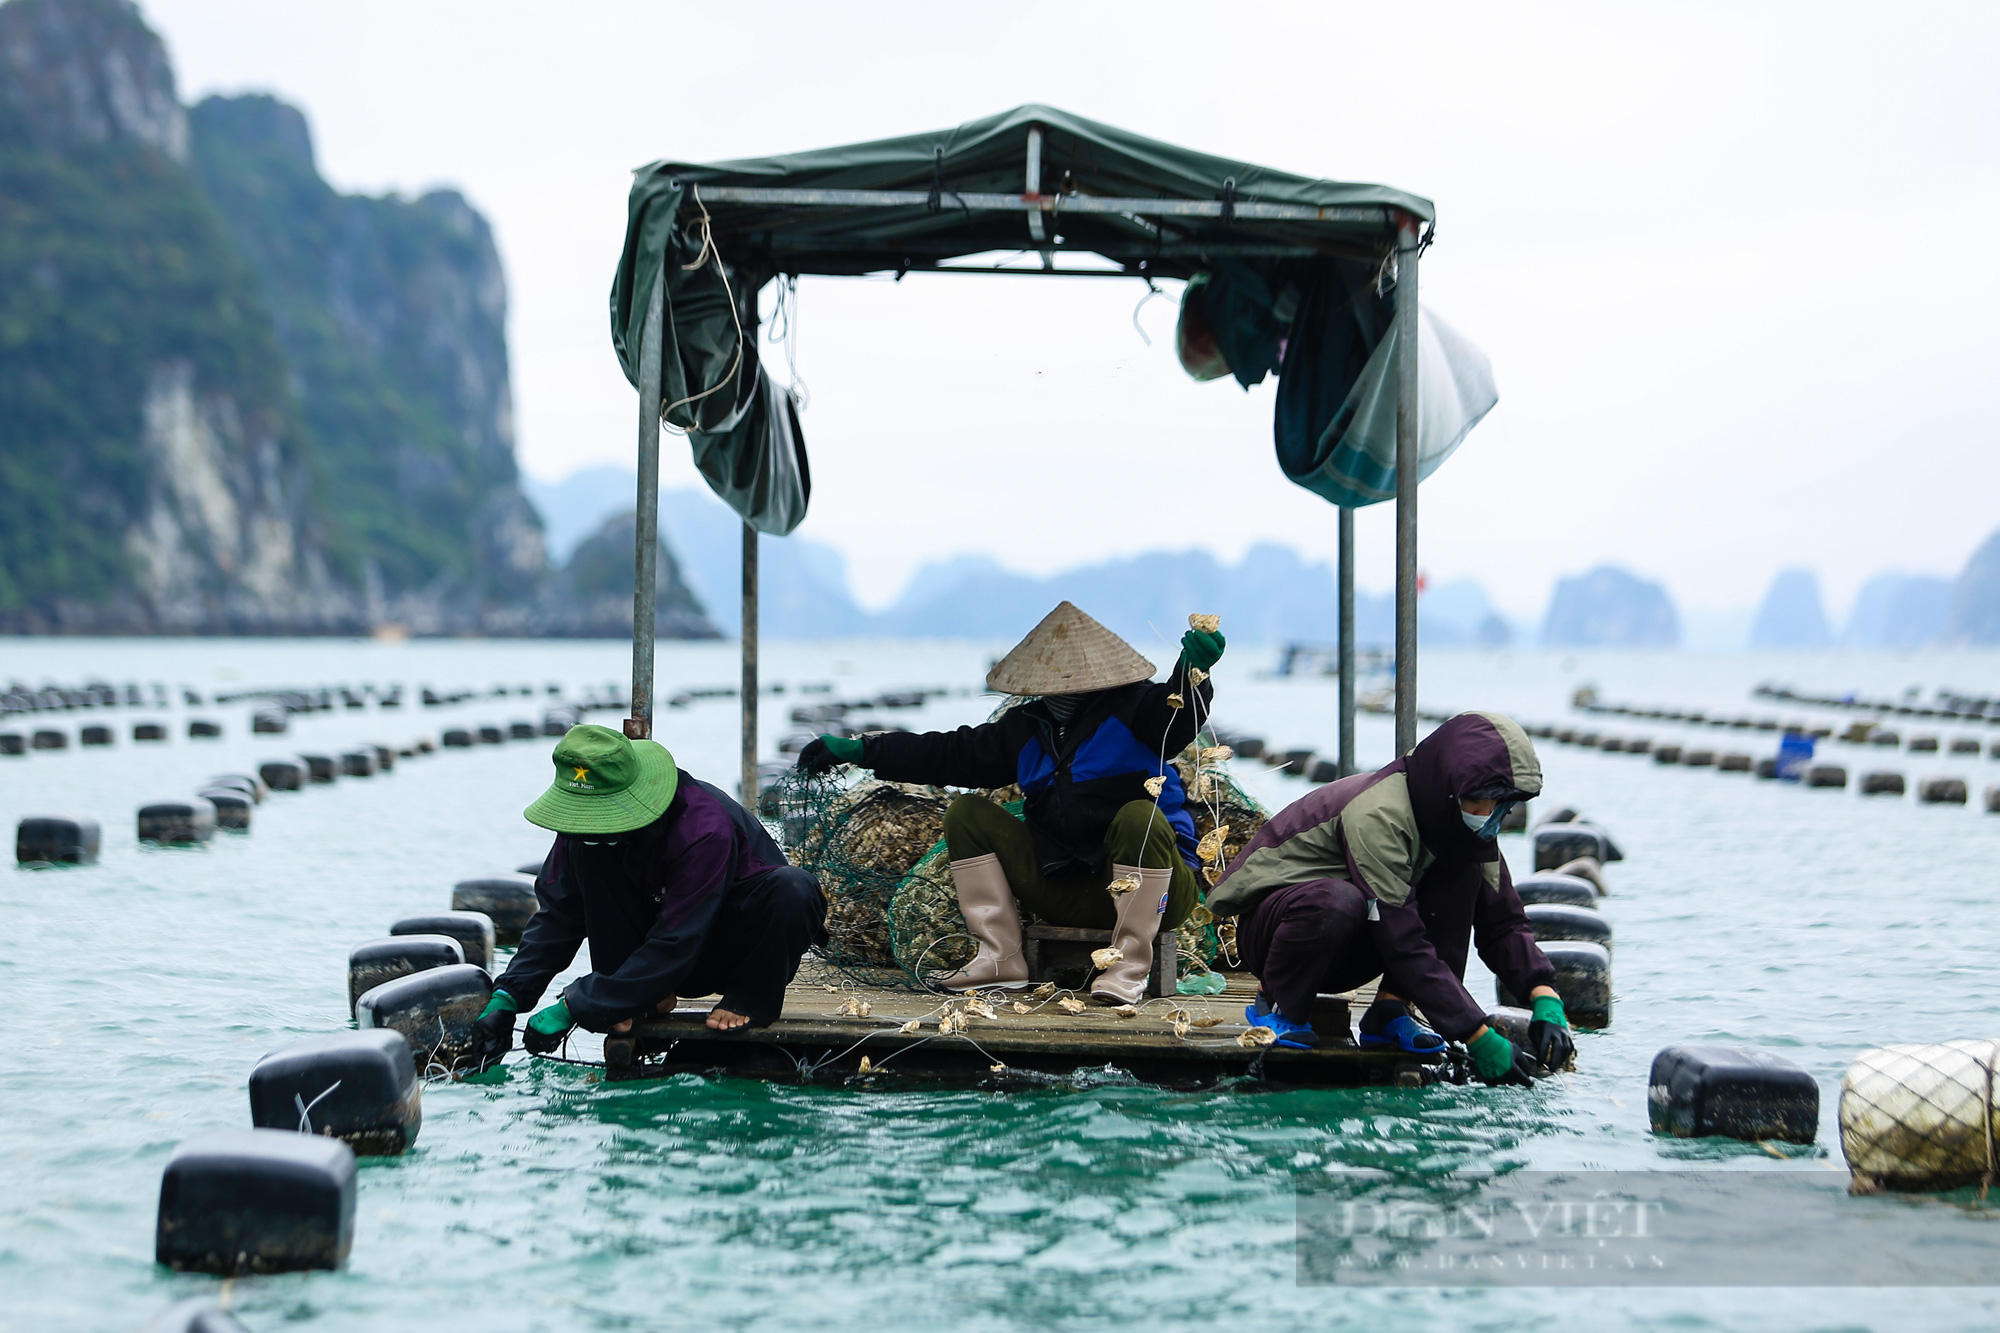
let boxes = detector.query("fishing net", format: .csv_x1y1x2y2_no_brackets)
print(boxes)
763,703,1269,987
1840,1040,2000,1194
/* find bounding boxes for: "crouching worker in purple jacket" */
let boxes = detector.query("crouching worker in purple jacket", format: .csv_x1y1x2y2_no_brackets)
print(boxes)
468,724,826,1070
1206,712,1575,1085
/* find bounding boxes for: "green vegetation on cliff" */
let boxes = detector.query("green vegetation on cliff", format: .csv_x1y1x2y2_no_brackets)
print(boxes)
188,93,540,603
0,124,310,615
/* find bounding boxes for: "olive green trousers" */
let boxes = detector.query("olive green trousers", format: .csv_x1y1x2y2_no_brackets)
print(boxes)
939,794,1200,930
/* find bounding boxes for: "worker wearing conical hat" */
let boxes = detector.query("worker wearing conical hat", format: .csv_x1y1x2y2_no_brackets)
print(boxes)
798,602,1226,1004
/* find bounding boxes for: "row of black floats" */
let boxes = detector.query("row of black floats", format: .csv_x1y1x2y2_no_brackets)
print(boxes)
151,867,540,1287
0,717,230,753
1501,808,1618,1033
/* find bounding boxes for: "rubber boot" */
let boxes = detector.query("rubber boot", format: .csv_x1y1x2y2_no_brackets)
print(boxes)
1090,864,1171,1005
934,853,1030,991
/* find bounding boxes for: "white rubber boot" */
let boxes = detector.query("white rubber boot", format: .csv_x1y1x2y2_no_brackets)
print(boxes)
934,853,1030,991
1090,864,1172,1005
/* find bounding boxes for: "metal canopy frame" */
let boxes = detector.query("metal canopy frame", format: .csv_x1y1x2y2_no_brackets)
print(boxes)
626,123,1429,802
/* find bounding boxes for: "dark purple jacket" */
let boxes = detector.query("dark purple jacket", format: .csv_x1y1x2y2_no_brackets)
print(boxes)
497,775,787,1030
1211,712,1556,1040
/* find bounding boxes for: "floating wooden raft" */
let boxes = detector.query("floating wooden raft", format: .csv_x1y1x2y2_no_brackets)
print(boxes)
603,972,1442,1088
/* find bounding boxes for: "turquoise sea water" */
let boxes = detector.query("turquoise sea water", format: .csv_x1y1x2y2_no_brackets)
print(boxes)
5,638,2000,1331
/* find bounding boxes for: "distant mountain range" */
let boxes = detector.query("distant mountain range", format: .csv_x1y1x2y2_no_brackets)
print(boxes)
525,468,1511,647
530,466,2000,649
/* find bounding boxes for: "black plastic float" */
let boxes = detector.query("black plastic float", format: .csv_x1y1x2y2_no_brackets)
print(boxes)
1499,940,1610,1028
298,753,337,783
1484,1005,1533,1045
1652,743,1683,764
1717,752,1753,772
1919,776,1967,804
139,799,217,845
1512,873,1599,909
1524,901,1612,950
248,1030,421,1155
1806,764,1847,788
347,934,465,1011
354,964,494,1075
188,719,222,738
258,758,305,791
0,732,23,755
155,1129,356,1275
133,722,167,742
370,743,395,772
451,875,538,944
339,749,376,777
389,910,496,971
1648,1045,1818,1143
15,815,101,865
1531,823,1621,871
206,772,266,802
80,724,112,746
509,721,537,740
197,789,253,832
1859,771,1906,796
441,728,474,748
477,725,505,744
32,729,66,749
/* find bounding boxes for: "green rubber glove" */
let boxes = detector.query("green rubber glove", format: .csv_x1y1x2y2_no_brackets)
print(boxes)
470,990,519,1070
1181,628,1226,670
798,734,864,774
521,999,574,1055
1528,994,1575,1072
1468,1026,1536,1085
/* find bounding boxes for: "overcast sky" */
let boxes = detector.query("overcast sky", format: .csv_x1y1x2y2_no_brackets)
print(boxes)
142,0,2000,621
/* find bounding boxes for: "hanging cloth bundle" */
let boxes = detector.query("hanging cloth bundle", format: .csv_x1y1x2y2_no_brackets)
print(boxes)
1175,256,1497,508
609,180,812,536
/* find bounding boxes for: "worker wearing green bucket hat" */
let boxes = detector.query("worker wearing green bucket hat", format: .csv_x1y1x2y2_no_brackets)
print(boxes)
470,724,826,1070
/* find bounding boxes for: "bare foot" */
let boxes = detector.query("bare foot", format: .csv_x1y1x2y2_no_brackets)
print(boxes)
610,996,678,1035
706,1007,750,1031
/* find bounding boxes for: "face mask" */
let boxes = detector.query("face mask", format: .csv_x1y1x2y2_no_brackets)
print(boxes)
1461,802,1512,840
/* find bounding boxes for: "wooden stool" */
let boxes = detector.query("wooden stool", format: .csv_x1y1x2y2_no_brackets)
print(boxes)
1021,925,1177,998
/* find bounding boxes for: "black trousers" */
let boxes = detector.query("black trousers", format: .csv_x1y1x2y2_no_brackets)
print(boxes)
679,866,826,1026
1235,878,1379,1023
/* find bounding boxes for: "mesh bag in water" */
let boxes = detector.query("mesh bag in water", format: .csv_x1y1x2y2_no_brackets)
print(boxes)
1840,1040,2000,1194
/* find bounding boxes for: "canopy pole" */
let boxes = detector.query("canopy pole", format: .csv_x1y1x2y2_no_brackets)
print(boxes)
740,521,759,807
1392,214,1421,757
1338,505,1356,777
626,270,665,741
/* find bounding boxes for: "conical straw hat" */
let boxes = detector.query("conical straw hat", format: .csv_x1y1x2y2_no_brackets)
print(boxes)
985,601,1156,696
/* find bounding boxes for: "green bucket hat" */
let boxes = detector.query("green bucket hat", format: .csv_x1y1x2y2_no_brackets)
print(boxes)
523,724,678,834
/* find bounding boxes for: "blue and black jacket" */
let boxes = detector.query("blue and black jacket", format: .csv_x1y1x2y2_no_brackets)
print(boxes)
862,659,1214,877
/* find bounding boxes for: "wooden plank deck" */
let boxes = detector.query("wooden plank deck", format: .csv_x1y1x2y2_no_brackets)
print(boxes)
603,966,1443,1088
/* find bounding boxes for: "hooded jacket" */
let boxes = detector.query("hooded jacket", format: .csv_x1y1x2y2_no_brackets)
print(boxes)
861,658,1212,877
1208,711,1555,1040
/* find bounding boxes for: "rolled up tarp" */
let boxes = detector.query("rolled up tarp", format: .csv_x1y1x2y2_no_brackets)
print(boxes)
609,179,811,534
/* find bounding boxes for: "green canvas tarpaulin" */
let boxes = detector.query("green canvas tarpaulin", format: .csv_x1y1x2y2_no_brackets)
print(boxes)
607,104,1457,529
